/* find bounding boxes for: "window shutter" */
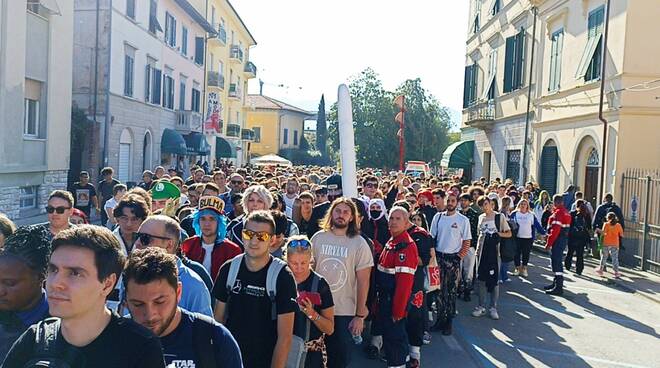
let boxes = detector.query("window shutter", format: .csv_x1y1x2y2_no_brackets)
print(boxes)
145,65,151,101
152,69,162,105
503,36,515,93
514,29,526,89
555,31,563,89
195,37,204,65
463,66,471,108
470,64,479,104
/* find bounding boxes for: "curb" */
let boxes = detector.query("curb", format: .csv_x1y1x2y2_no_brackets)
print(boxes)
532,242,660,305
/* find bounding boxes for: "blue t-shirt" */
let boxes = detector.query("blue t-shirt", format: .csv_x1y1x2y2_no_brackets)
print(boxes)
161,309,243,368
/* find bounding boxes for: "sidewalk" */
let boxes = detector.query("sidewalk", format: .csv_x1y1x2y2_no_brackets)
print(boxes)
532,241,660,304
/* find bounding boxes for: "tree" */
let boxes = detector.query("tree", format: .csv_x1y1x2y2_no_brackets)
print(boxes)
316,94,328,158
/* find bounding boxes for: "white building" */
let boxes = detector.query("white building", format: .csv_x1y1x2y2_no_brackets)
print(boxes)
0,0,74,221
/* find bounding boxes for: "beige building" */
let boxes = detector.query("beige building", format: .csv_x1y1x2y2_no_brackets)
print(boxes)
0,0,73,221
459,0,660,205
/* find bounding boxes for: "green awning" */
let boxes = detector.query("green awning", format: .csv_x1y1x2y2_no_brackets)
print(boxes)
161,128,187,155
183,132,211,155
441,140,474,168
216,137,237,158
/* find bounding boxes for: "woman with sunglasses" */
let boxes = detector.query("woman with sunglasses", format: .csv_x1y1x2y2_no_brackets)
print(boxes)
286,235,335,368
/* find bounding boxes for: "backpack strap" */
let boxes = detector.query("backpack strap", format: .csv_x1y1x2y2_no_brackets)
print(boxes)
494,213,501,233
303,273,320,343
224,254,244,320
192,313,218,368
32,318,82,366
266,257,287,320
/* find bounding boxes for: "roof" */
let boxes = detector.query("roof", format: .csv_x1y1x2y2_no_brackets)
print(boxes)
247,95,314,116
174,0,217,34
225,0,257,45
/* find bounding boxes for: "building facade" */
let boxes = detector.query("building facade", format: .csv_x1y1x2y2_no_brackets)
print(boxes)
197,0,257,167
73,0,215,185
0,0,74,221
459,0,660,204
245,94,313,157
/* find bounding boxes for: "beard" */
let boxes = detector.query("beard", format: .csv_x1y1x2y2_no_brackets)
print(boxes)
331,218,349,229
446,204,456,212
154,305,178,337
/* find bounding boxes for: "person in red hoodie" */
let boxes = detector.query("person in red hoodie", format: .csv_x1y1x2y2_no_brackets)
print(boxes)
375,206,418,368
181,196,241,280
544,194,572,296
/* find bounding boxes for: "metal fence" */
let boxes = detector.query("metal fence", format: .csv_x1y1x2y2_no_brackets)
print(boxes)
619,169,660,273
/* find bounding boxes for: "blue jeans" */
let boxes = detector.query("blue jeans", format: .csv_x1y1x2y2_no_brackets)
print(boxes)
326,316,354,368
500,261,511,282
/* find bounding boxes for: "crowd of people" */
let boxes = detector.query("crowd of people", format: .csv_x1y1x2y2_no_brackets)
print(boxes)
0,163,627,368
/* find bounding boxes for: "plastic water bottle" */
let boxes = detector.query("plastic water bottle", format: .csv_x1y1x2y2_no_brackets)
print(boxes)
352,334,363,345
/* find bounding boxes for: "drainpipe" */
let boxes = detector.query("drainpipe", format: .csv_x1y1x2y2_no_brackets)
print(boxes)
93,0,100,171
521,6,537,184
598,0,611,201
102,0,113,172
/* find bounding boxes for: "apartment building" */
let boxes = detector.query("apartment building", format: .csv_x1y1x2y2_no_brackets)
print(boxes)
459,0,660,204
0,0,74,221
73,0,215,184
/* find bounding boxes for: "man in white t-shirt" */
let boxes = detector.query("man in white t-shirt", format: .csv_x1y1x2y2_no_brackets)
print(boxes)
429,190,471,335
312,198,373,368
283,177,299,218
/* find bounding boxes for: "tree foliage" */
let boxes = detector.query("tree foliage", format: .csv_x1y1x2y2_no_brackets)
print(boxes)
328,68,452,169
315,94,328,158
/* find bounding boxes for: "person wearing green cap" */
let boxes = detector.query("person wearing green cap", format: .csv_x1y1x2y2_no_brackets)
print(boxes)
150,180,181,212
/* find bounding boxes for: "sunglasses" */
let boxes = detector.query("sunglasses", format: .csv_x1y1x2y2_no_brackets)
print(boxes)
136,232,171,246
46,206,71,214
364,182,378,189
242,229,273,242
287,239,311,249
231,180,244,185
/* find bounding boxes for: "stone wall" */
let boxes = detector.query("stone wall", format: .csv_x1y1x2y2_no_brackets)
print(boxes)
0,169,69,221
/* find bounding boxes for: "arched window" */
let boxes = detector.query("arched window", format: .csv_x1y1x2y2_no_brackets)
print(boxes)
143,131,152,172
587,148,599,166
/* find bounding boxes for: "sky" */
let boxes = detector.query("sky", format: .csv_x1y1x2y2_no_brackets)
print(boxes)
231,0,470,129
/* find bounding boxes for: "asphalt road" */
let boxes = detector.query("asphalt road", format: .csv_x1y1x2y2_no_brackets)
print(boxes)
350,252,660,368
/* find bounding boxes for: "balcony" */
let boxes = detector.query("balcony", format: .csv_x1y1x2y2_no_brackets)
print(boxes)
226,123,241,138
209,25,227,46
244,61,257,79
241,128,255,141
175,110,203,133
228,83,241,100
465,100,495,130
229,45,243,63
207,71,225,89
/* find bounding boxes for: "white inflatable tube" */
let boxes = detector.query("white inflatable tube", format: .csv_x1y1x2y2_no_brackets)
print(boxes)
337,84,358,198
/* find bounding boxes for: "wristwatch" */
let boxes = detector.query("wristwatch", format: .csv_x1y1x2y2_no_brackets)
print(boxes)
313,313,321,321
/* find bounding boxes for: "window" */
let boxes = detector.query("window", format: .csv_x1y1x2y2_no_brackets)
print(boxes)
253,127,261,143
126,0,135,19
576,6,605,81
179,78,186,110
483,151,492,182
145,59,161,104
219,60,224,76
473,14,480,33
148,0,162,34
211,6,216,27
462,62,479,108
124,54,135,97
164,13,176,47
283,128,289,145
181,27,188,55
503,28,526,93
162,72,174,109
19,186,38,210
472,0,481,33
194,37,204,65
491,0,501,16
506,149,521,184
548,29,564,92
24,99,39,137
482,49,497,100
293,130,299,146
191,88,200,112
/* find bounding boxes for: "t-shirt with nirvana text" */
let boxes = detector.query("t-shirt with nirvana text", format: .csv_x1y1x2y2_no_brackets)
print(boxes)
212,256,297,368
1,313,165,368
311,231,374,316
160,309,242,368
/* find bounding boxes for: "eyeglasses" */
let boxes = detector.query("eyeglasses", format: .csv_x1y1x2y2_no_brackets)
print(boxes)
364,183,378,189
46,206,71,214
287,239,311,249
136,232,172,246
231,180,244,185
242,229,273,242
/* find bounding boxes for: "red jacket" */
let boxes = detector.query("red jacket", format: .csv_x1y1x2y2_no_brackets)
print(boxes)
546,205,572,249
376,231,418,319
181,236,242,280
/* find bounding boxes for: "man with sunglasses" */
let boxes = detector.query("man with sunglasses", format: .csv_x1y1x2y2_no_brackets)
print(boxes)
129,215,213,317
362,176,380,200
38,190,76,241
220,174,245,216
212,211,297,368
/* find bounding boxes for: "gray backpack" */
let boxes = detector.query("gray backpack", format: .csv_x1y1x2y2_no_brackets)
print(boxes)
225,254,286,320
23,318,82,368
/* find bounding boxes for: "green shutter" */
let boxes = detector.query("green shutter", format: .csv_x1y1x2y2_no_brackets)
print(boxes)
503,36,515,92
514,29,526,89
463,66,471,108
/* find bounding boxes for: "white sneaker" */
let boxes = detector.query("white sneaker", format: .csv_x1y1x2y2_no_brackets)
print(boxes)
521,267,529,277
489,307,500,320
472,306,487,317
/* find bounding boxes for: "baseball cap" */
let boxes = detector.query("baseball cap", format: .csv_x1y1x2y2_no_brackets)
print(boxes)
324,174,342,190
198,196,225,215
150,181,181,200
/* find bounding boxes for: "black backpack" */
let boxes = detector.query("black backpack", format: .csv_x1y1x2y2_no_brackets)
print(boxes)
23,318,83,368
191,313,218,368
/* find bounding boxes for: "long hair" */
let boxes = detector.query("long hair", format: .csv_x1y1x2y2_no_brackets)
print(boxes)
320,197,360,237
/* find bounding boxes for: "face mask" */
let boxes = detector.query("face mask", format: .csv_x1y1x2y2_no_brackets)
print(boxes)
370,210,381,219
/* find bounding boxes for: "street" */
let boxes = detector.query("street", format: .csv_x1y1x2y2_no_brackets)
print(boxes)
351,251,660,368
